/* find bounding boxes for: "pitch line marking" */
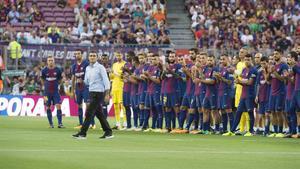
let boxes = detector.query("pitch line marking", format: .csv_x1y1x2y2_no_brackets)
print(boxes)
0,149,300,155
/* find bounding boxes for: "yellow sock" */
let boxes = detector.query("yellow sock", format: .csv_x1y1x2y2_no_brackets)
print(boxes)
114,103,121,126
245,112,250,132
240,113,246,132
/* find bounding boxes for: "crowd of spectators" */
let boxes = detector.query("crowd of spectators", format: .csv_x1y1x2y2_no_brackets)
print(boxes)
186,0,300,55
1,61,74,96
0,0,171,45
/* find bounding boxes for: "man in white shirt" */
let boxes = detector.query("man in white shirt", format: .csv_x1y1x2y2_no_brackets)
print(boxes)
27,31,41,44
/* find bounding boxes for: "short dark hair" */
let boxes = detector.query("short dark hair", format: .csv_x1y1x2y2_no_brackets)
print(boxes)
75,49,83,54
274,48,283,54
290,51,298,61
89,50,97,55
261,56,269,62
245,53,252,58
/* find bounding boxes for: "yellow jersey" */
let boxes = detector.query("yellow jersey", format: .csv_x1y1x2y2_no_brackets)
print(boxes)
235,61,246,107
111,61,126,91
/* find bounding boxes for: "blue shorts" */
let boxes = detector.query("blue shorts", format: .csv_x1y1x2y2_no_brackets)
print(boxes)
123,91,131,107
203,94,217,110
45,92,61,106
217,93,232,110
237,98,255,112
290,91,300,113
138,91,147,105
268,94,285,112
131,94,139,108
75,87,89,104
163,93,179,107
284,99,292,113
258,101,268,115
145,92,162,108
190,95,199,109
181,94,192,108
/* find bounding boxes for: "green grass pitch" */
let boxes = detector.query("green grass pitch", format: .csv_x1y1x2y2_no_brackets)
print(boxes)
0,116,300,169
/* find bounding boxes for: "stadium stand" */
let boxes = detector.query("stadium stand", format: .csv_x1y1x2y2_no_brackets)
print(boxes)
186,0,299,55
0,0,170,45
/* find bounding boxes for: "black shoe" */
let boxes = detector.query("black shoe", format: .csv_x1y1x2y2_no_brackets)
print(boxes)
99,132,114,139
72,133,86,139
112,126,119,130
58,124,65,128
49,124,54,128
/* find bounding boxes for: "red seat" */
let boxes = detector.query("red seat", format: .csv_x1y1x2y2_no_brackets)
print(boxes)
56,22,66,27
64,8,74,13
55,18,66,22
43,12,53,17
54,13,65,17
42,7,52,12
45,17,56,22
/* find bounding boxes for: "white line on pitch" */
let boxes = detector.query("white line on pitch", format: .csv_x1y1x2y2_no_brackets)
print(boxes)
0,149,300,155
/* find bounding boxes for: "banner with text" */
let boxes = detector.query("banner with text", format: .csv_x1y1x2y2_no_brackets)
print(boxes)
0,95,114,117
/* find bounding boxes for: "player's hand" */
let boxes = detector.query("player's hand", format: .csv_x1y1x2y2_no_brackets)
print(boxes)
104,94,110,104
255,97,258,104
43,96,48,104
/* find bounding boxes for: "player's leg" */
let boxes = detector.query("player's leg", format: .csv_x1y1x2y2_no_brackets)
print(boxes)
210,95,220,133
245,98,255,136
142,94,151,131
44,95,53,128
120,90,127,128
131,94,139,129
275,94,285,137
54,92,63,128
257,102,266,135
112,90,121,129
268,96,278,136
154,93,163,131
185,96,196,132
74,90,84,128
123,92,132,129
76,93,100,136
178,95,189,130
202,97,211,134
294,91,300,137
223,99,246,136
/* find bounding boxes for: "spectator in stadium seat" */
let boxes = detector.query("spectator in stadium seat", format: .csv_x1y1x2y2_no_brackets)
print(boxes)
17,32,27,44
133,6,144,20
67,0,78,8
16,0,26,11
47,22,60,34
275,31,292,51
89,8,99,22
11,76,21,95
0,3,9,23
48,29,60,43
19,7,32,23
99,35,110,46
79,24,93,44
40,32,52,44
152,8,165,24
7,5,20,24
240,27,254,46
32,8,43,22
61,28,72,43
70,22,80,39
26,78,36,95
57,0,67,8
